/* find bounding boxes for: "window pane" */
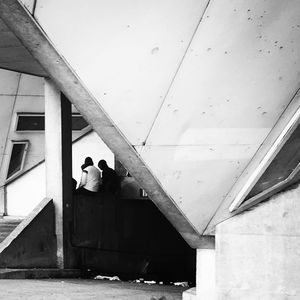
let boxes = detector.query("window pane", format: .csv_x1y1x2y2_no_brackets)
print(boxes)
244,124,300,201
7,143,27,179
16,115,44,131
16,114,88,131
71,115,88,130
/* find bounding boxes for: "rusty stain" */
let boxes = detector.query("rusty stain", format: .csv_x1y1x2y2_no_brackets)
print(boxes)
209,148,214,151
233,9,237,12
259,49,262,52
278,76,283,80
282,211,288,218
257,106,262,109
103,92,107,95
226,99,230,102
267,50,271,53
247,9,251,12
173,109,178,113
207,48,212,51
202,111,206,114
224,51,228,54
248,17,252,21
151,47,159,55
279,46,283,50
262,111,267,115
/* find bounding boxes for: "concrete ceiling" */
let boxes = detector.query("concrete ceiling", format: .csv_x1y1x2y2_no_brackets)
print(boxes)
0,18,46,76
0,0,300,239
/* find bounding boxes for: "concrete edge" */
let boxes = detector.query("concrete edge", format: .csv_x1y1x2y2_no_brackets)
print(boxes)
0,0,203,248
0,197,53,253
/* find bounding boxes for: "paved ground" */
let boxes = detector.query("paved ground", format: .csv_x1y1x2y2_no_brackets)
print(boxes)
0,279,188,300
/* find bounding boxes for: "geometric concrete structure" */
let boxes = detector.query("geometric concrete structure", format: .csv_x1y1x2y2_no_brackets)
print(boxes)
1,0,300,298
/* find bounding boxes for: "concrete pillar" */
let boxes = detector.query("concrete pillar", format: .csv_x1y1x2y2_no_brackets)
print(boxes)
197,248,216,299
0,186,6,217
45,79,74,269
183,237,216,300
216,183,300,299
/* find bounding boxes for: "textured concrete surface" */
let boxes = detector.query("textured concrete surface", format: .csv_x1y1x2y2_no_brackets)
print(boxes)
0,279,187,300
216,183,300,299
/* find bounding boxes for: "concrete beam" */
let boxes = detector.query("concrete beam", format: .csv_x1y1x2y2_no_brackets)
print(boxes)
0,0,202,247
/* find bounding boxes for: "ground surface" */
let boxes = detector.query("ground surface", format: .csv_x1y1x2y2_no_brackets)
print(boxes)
0,279,187,300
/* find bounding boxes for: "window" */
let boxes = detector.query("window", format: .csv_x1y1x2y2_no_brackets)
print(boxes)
239,122,300,210
6,141,29,180
16,114,44,131
71,114,89,130
15,113,89,132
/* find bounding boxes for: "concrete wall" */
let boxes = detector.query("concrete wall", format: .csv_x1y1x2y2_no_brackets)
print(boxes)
0,198,56,268
6,131,113,216
216,183,300,299
32,0,300,233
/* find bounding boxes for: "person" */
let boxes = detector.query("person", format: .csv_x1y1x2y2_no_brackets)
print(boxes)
76,157,101,195
98,159,119,193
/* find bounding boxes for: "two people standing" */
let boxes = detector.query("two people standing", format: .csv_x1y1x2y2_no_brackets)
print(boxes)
76,157,119,195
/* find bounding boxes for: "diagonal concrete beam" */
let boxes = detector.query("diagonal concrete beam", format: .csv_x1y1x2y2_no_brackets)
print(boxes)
0,0,202,247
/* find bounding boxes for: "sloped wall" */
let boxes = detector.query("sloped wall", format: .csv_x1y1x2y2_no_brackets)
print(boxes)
32,0,300,233
216,182,300,299
0,198,56,268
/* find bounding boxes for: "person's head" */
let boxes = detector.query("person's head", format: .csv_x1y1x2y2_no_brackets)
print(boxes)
98,159,107,170
84,157,93,166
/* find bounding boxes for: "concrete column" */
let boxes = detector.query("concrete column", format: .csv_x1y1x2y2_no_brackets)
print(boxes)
197,248,216,299
183,237,216,300
0,186,6,217
45,79,74,269
216,183,300,299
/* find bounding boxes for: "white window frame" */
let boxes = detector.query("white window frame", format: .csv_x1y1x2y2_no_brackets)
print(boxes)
15,112,89,132
6,140,29,181
14,113,44,132
229,107,300,213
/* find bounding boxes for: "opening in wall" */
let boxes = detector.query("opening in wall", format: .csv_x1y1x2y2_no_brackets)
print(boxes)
6,141,29,180
15,113,89,132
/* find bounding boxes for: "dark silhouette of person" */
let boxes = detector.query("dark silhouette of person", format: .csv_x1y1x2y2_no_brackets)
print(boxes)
98,159,119,193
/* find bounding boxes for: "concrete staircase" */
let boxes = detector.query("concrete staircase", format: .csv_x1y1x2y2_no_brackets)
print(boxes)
0,217,23,244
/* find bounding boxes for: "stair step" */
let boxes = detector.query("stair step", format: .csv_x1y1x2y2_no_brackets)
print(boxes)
0,217,24,244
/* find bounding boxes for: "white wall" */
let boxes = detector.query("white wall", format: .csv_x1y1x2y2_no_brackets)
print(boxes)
32,0,300,233
6,131,113,216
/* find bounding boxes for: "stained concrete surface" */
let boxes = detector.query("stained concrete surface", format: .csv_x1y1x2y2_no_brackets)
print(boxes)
0,279,187,299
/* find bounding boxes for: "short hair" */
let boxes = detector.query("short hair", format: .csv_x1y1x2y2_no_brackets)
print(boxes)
85,157,93,166
98,159,107,168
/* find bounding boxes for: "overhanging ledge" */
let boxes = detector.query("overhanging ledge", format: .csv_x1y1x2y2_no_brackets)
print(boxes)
0,0,203,248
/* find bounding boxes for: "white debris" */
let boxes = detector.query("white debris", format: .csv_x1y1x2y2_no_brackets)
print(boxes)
94,275,121,281
144,280,156,285
173,282,189,287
